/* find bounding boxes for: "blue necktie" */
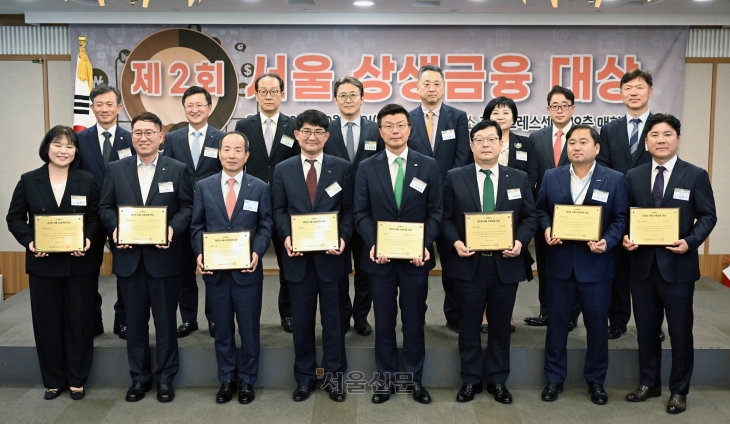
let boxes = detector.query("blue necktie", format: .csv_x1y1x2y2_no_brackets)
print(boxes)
191,131,202,169
629,118,641,159
652,166,665,207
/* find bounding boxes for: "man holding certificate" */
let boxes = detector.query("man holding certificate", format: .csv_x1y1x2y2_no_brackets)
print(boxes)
354,103,443,405
271,109,354,403
99,112,194,403
536,125,629,405
622,114,716,414
190,131,273,405
441,120,537,404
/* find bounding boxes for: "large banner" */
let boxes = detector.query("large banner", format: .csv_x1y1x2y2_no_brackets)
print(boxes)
69,25,688,134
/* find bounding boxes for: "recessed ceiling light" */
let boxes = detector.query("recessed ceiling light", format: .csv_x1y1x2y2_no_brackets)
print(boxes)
354,1,375,6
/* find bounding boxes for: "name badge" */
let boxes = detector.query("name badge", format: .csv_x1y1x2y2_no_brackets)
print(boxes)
516,150,528,162
409,177,427,193
507,188,522,200
673,188,690,201
71,195,87,206
280,135,294,148
325,182,342,197
158,182,174,193
592,189,609,203
441,129,456,140
118,148,132,159
243,199,259,212
364,141,377,151
203,147,218,158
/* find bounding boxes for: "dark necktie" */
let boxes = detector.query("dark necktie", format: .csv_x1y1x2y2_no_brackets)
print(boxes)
629,118,641,159
652,165,665,207
102,131,112,167
480,169,495,212
306,159,317,206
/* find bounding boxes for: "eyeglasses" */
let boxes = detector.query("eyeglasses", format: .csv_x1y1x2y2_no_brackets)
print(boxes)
132,130,160,139
380,123,409,132
184,103,210,110
337,93,361,101
472,137,501,146
257,89,280,97
549,104,573,111
299,130,327,139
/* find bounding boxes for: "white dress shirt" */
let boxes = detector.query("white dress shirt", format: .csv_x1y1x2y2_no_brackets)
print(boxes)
553,122,572,155
651,155,677,196
137,154,159,205
385,147,409,190
569,161,596,205
221,170,243,200
341,116,361,153
261,111,279,136
476,163,499,209
625,110,651,144
188,124,208,156
98,124,117,153
421,104,441,146
301,152,323,183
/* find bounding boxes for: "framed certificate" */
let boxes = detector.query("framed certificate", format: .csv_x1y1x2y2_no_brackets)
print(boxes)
33,214,84,253
202,231,252,270
376,221,425,260
117,206,168,245
629,207,680,246
551,204,602,242
290,212,339,252
464,212,514,251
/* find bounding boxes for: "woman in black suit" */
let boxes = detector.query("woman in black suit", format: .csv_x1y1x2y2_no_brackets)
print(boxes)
6,126,102,400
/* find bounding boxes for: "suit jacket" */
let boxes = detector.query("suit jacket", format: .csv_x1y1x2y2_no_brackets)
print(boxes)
354,148,443,277
530,126,570,196
536,163,629,283
506,132,538,190
597,114,653,175
271,154,354,283
190,171,273,285
408,104,472,182
235,113,299,184
441,164,537,284
98,155,194,278
324,116,384,172
77,124,135,191
626,158,716,283
6,165,103,277
162,125,224,185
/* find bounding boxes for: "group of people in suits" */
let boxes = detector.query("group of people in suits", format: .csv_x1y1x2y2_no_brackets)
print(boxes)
5,65,715,415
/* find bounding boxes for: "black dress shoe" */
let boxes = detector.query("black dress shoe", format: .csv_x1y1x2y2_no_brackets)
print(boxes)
568,321,577,332
456,383,483,402
125,381,152,402
487,384,513,404
412,380,431,404
238,383,255,404
157,382,175,403
667,394,687,414
607,324,627,340
446,321,460,334
93,323,104,337
113,323,127,340
44,388,65,400
354,319,372,336
588,383,608,405
177,321,199,338
626,385,661,402
480,323,489,333
209,322,216,338
292,385,315,402
541,382,563,401
371,383,394,404
216,380,238,404
70,388,85,400
322,384,346,402
659,331,666,342
524,314,548,326
281,317,293,333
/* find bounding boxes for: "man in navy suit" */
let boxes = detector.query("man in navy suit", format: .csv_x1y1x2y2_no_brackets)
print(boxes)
325,76,383,337
355,103,443,405
272,110,353,403
163,86,224,339
408,64,471,332
623,114,716,414
99,112,193,403
597,69,655,340
537,125,629,405
190,131,273,405
235,73,300,333
442,120,537,404
77,84,135,339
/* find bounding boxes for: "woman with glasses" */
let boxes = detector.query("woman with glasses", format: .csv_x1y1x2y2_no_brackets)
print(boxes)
6,126,103,400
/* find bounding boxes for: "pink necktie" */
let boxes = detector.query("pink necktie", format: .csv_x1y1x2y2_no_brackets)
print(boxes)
226,178,236,219
554,130,563,167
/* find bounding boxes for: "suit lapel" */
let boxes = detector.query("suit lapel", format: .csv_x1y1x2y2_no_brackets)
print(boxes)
124,158,144,205
375,152,399,213
330,118,350,160
178,126,196,171
34,165,60,213
353,117,371,162
58,170,83,213
558,166,573,204
230,173,255,222
617,117,632,165
291,157,313,210
210,173,229,220
461,164,481,211
87,125,105,170
584,165,607,205
269,115,290,159
631,112,652,167
398,150,419,215
507,133,517,167
313,155,335,210
410,109,433,156
433,105,451,155
247,114,267,160
495,165,510,210
662,159,686,207
145,156,170,205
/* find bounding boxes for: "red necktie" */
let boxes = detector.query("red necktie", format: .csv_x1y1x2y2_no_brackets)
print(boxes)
226,178,236,219
306,159,317,206
553,130,563,167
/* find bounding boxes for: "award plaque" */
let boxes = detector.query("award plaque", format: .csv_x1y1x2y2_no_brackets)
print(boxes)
464,212,514,251
290,212,339,252
117,206,168,245
629,207,680,246
551,204,602,242
34,214,84,253
376,221,425,260
202,231,252,270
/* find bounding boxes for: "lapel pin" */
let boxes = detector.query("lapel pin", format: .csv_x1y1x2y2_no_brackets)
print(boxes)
414,163,418,167
514,143,522,149
162,168,166,171
328,170,332,173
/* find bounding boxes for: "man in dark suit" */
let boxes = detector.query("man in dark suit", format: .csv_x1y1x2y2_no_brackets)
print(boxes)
623,114,716,414
190,131,273,405
536,125,629,405
99,112,193,403
407,64,471,332
525,86,581,330
325,76,383,337
355,103,443,405
442,120,537,404
597,68,655,340
163,86,224,338
77,84,135,339
235,72,300,333
272,110,353,402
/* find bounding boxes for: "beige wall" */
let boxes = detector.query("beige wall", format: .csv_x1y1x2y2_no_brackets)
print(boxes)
709,63,730,254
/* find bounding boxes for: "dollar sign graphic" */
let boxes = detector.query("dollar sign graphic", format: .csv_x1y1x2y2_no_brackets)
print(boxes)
332,27,360,67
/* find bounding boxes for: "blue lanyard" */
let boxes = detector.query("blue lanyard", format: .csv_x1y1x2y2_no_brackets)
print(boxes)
572,178,591,204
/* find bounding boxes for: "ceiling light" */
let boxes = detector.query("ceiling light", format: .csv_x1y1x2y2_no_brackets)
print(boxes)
354,1,374,6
